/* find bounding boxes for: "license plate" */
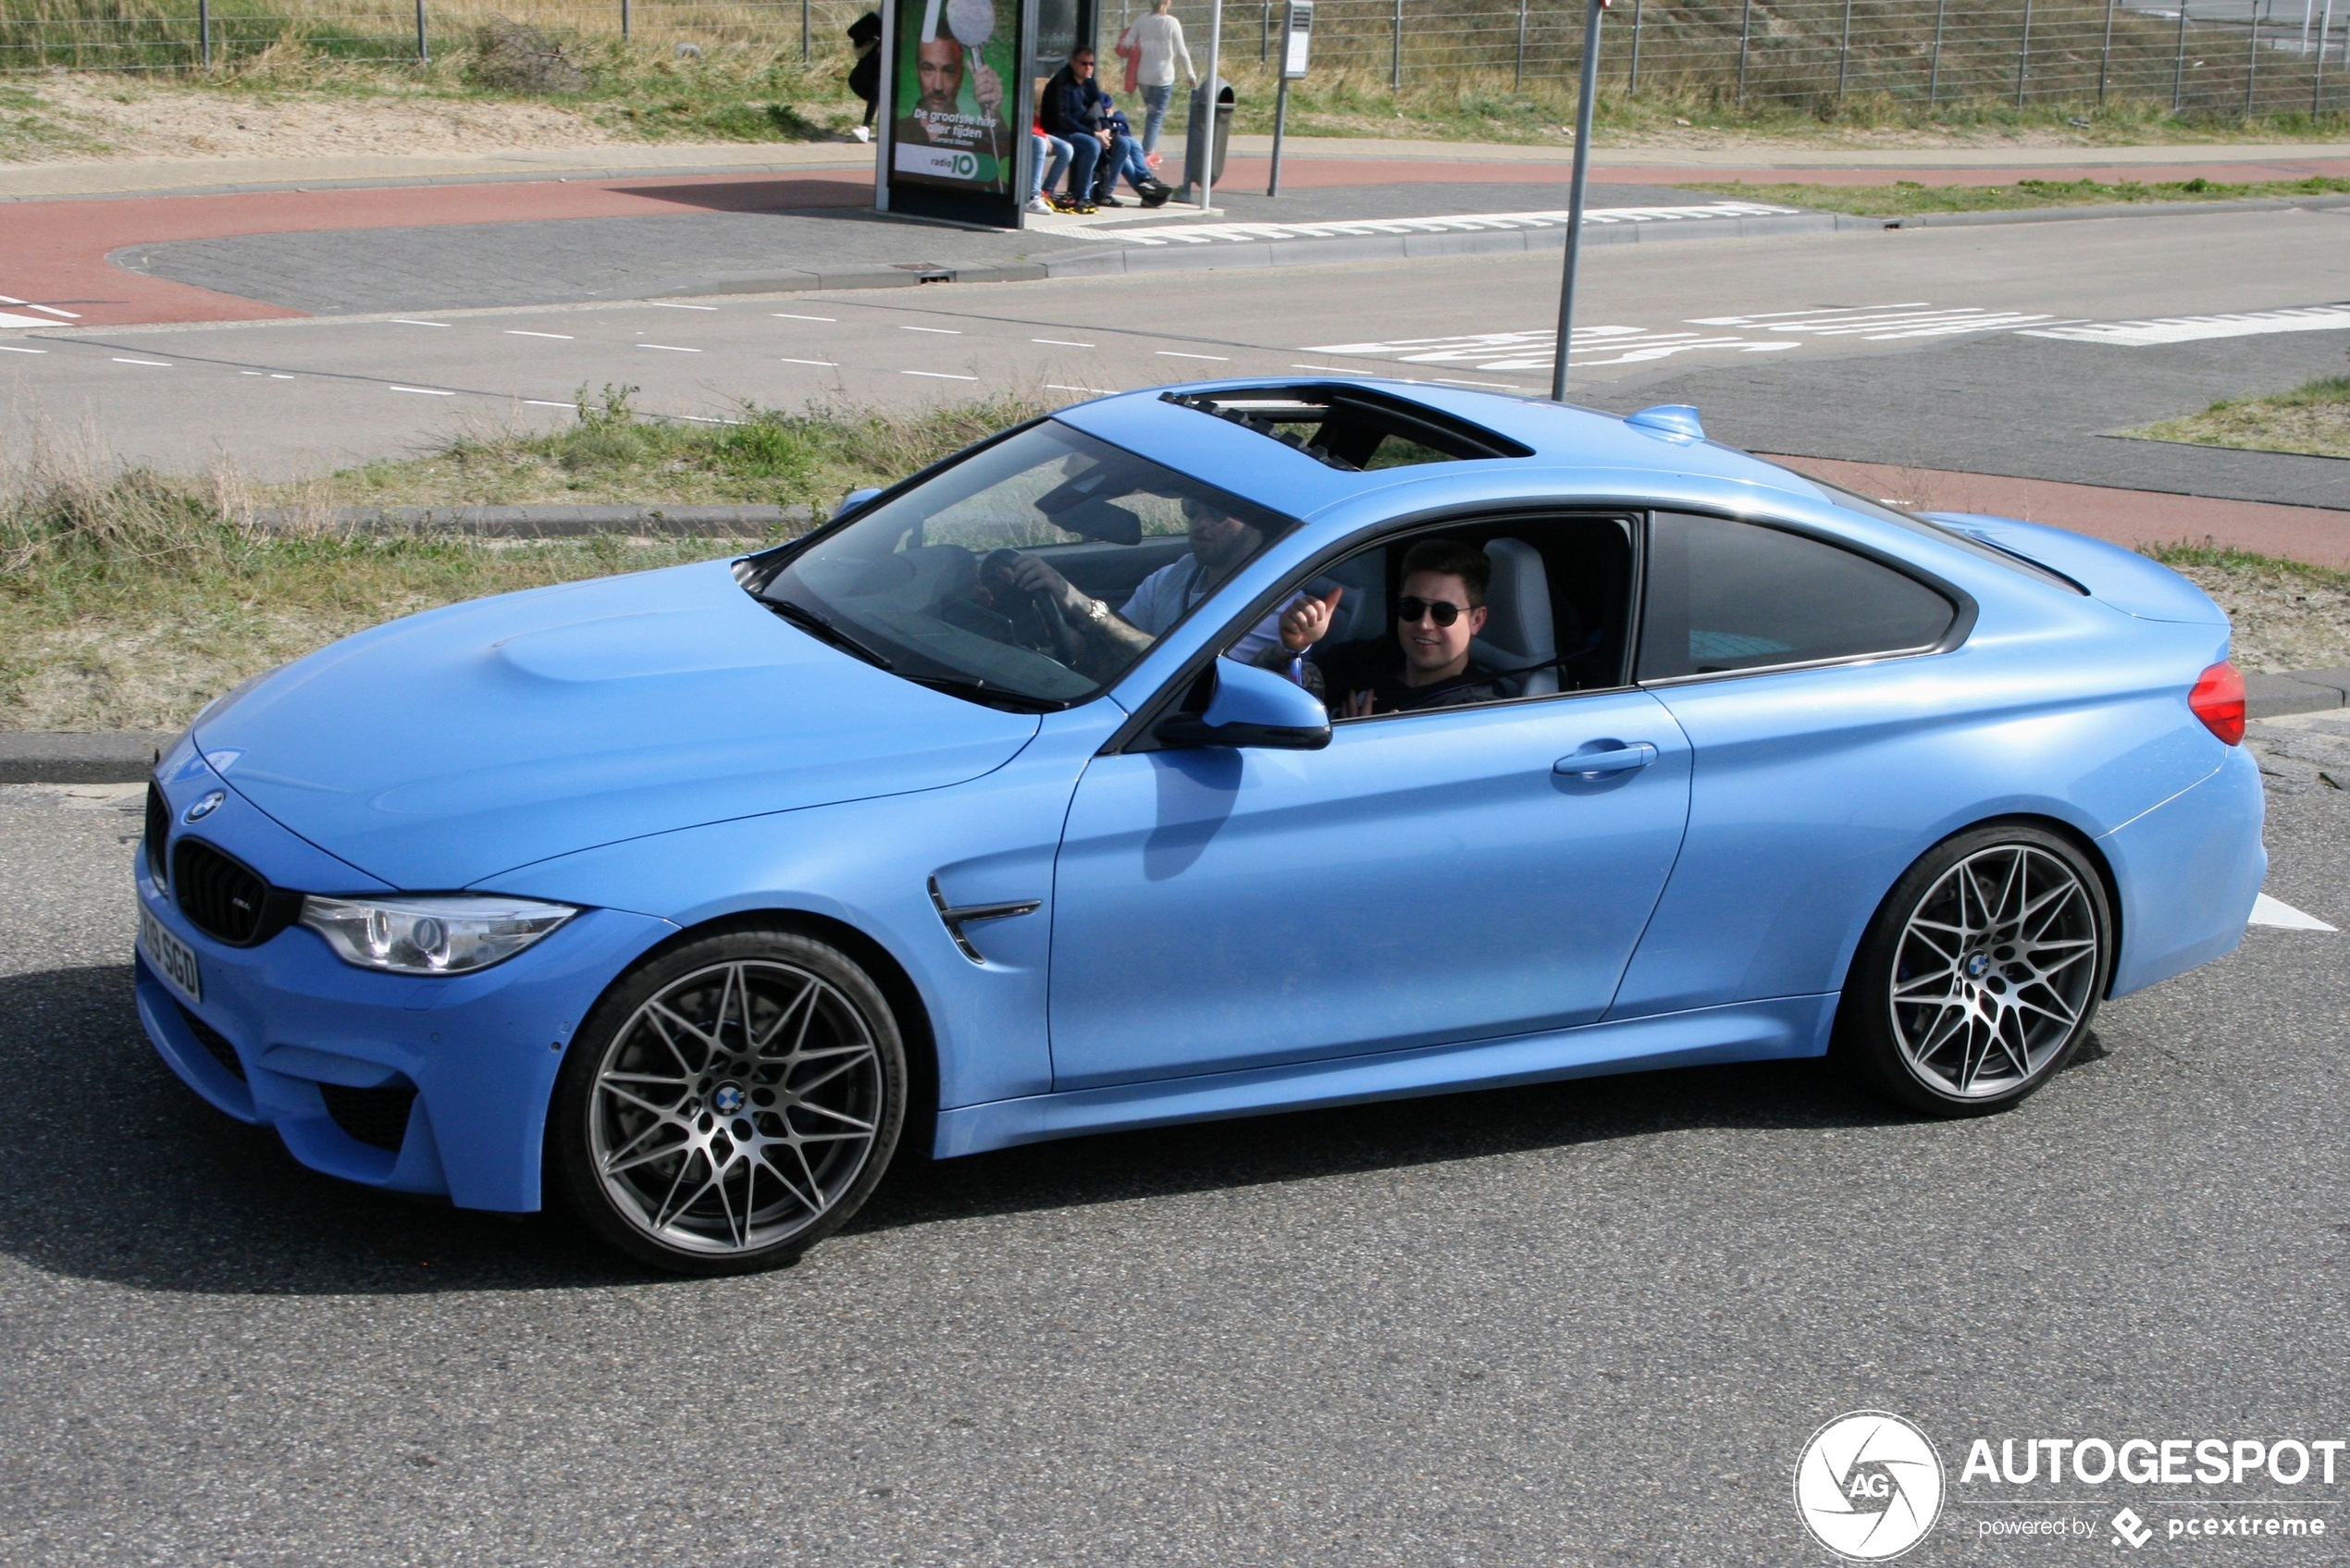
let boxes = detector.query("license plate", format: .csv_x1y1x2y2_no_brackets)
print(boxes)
139,904,202,1004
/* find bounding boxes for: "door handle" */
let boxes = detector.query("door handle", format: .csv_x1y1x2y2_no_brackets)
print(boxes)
1553,741,1658,778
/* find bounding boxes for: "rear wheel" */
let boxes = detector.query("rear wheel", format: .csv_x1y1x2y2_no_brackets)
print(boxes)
550,929,906,1275
1837,825,2113,1117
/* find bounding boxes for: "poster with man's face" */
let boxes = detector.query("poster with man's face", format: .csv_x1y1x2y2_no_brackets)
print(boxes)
890,0,1015,195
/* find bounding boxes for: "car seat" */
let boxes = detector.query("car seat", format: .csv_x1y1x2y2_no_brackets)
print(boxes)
1471,537,1558,697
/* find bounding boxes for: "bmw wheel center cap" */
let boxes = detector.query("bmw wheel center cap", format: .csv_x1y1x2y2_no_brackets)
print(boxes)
712,1082,745,1116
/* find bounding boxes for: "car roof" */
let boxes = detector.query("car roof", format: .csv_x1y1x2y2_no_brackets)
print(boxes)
1051,377,1823,525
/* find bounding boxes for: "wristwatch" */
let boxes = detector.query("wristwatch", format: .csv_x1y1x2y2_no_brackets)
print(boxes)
1077,597,1109,625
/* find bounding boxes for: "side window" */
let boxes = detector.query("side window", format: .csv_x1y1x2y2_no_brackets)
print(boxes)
1220,516,1637,720
1637,512,1956,682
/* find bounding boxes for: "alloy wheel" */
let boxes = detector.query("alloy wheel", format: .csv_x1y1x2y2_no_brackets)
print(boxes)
1887,844,2101,1100
588,958,884,1255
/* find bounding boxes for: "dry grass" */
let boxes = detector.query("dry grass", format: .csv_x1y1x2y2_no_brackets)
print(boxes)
0,391,1059,730
1681,174,2350,215
2143,544,2350,673
2121,376,2350,462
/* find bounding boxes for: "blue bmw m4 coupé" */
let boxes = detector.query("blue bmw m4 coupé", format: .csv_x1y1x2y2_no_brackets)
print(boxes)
135,382,2263,1273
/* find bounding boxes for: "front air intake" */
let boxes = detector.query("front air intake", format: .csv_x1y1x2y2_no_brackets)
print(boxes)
320,1082,417,1154
176,1002,246,1081
172,839,298,947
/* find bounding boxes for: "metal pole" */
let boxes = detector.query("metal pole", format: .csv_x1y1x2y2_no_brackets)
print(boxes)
199,0,210,67
1269,53,1290,192
2317,0,2335,114
1837,0,1852,101
1628,0,1641,93
2098,0,2114,106
621,0,630,38
802,0,811,60
1737,0,1752,103
1515,0,1528,90
2173,0,2190,112
1262,1,1270,63
2016,0,2032,108
415,0,427,64
1200,0,1222,213
1552,0,1604,403
1391,0,1403,89
1928,0,1946,105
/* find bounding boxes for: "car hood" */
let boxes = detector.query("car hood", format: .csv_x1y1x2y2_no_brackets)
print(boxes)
1923,512,2226,624
194,560,1040,890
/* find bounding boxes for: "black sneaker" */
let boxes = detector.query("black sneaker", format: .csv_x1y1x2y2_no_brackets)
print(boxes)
1137,179,1172,208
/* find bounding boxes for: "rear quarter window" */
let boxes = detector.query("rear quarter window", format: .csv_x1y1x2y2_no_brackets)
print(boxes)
1638,512,1958,682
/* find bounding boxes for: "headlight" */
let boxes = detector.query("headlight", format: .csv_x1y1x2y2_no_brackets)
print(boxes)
299,895,577,975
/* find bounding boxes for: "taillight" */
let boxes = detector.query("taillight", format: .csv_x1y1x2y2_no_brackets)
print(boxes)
2189,661,2245,746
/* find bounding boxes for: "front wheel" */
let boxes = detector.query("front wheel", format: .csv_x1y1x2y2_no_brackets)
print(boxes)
550,929,907,1275
1837,825,2114,1117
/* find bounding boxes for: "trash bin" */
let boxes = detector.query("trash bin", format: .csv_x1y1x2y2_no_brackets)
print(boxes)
1181,79,1235,191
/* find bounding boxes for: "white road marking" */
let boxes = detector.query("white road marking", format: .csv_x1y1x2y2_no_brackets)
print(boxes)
0,314,57,327
2249,894,2337,932
1099,201,1802,246
389,385,455,396
270,373,294,379
240,370,263,376
112,357,171,366
780,357,838,366
505,330,574,340
0,293,80,319
2020,302,2350,347
674,414,741,424
1689,303,2060,339
1292,363,1372,374
1157,351,1229,360
902,369,979,380
1429,376,1523,389
637,343,700,352
1035,338,1095,347
900,326,963,334
522,399,572,407
773,313,836,321
650,302,719,310
0,344,46,353
1306,326,1798,371
1047,383,1119,393
390,319,449,327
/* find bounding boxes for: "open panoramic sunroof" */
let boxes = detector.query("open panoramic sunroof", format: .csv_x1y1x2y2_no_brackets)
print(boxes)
1163,384,1534,473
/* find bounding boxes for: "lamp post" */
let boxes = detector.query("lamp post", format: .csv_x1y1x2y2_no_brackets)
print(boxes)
1550,0,1608,402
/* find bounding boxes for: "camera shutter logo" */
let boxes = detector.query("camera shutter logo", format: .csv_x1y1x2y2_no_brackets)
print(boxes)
1794,1411,1945,1561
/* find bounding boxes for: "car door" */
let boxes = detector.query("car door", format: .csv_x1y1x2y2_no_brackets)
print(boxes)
1045,523,1693,1093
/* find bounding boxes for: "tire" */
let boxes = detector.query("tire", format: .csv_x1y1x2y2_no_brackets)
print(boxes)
1836,823,2114,1117
549,928,907,1275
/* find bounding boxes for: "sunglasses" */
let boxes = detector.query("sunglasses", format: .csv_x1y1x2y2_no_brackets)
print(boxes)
1396,596,1473,627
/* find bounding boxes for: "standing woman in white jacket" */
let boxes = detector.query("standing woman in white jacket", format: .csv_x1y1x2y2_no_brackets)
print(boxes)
1119,0,1197,157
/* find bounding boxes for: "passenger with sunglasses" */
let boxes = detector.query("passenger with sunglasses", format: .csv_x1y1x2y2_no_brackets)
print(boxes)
1283,538,1503,717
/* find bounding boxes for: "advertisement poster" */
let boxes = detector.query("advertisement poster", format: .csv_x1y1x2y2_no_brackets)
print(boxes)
888,0,1019,204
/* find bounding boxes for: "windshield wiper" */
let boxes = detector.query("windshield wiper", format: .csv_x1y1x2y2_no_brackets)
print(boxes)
766,596,895,671
900,673,1060,713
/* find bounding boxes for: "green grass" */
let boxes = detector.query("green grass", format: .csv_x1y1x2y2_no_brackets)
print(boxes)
1683,173,2350,215
2118,375,2350,461
0,80,111,158
0,390,1058,731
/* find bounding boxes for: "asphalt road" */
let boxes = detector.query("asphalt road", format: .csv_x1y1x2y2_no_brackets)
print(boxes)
0,725,2344,1564
6,206,2347,504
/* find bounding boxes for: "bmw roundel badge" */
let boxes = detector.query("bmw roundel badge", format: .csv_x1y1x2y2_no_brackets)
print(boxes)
183,790,226,823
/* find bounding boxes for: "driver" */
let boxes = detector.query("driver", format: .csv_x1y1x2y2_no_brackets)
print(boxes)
996,495,1299,670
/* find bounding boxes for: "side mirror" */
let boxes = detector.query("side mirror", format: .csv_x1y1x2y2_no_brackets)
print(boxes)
835,488,883,520
1155,658,1331,751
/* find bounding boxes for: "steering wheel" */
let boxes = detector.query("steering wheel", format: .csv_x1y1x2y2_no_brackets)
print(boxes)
980,549,1069,657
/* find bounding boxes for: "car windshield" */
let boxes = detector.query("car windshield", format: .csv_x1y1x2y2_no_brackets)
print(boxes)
753,421,1299,707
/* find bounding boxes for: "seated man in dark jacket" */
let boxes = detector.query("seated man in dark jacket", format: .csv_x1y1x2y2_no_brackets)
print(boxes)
1039,46,1114,205
1282,538,1504,716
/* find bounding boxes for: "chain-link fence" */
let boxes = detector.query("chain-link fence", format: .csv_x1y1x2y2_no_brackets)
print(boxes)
6,0,2345,118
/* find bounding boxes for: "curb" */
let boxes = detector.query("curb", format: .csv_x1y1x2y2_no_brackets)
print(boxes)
244,503,812,537
1878,191,2350,228
10,667,2345,784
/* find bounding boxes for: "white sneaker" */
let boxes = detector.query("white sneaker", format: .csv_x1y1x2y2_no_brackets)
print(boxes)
851,126,872,143
1026,194,1055,214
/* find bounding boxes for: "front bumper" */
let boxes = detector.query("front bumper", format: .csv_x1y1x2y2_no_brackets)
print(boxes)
134,765,673,1210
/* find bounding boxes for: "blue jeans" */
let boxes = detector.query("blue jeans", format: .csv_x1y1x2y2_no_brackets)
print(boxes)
1030,132,1071,201
1060,132,1102,201
1141,83,1174,155
1107,132,1152,194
